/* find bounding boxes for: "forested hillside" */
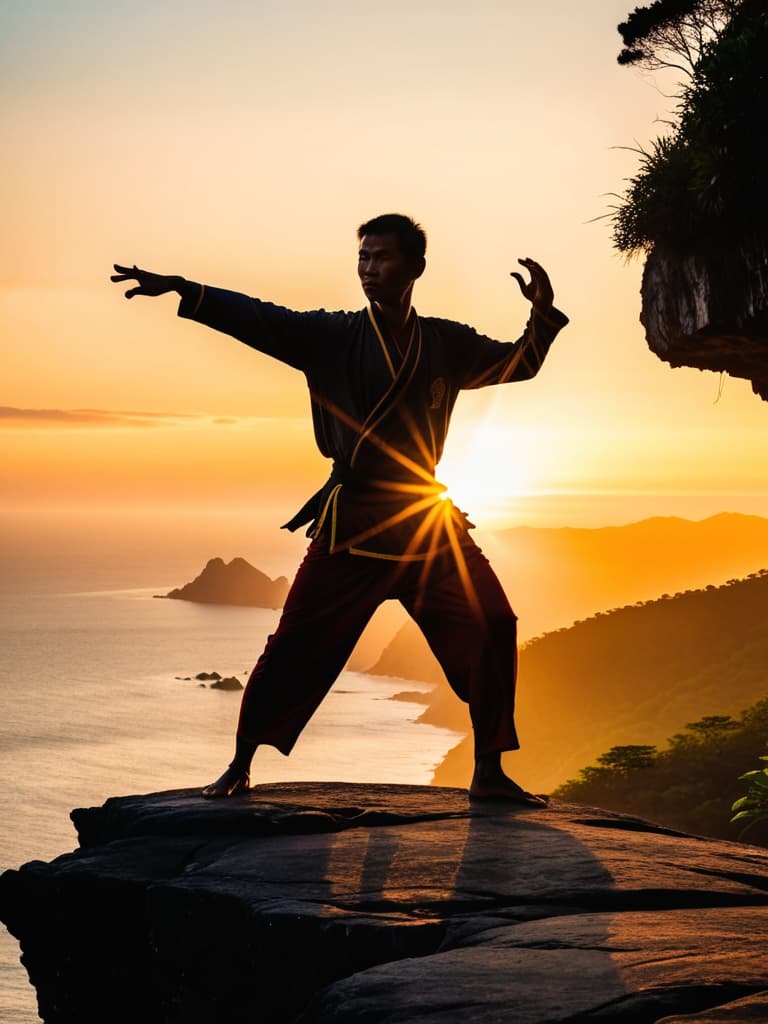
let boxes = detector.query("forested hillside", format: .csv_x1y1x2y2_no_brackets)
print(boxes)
429,569,768,794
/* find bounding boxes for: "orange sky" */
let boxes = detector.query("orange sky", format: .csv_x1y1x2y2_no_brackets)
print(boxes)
2,0,766,532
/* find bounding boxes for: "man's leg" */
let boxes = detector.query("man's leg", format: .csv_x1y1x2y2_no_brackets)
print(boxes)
203,539,395,796
400,540,546,805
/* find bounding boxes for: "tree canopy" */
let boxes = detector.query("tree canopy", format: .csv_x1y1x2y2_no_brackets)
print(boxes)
555,700,768,846
612,0,767,254
597,745,658,772
617,1,737,75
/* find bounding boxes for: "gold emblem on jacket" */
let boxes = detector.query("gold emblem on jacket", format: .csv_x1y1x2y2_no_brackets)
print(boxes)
429,377,446,410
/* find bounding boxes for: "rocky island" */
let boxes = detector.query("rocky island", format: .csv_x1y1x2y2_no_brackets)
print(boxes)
159,556,290,608
2,782,768,1022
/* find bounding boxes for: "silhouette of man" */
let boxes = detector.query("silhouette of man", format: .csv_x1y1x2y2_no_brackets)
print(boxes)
112,213,568,803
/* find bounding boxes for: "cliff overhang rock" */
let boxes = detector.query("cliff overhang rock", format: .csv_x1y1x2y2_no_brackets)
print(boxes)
641,237,768,401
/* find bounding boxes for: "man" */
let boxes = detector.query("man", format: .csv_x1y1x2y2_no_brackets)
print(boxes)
112,213,568,804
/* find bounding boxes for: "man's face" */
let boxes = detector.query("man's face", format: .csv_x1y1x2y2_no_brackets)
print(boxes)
358,233,422,305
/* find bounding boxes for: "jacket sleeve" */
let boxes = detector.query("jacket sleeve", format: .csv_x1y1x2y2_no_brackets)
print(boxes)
177,284,338,372
454,306,569,389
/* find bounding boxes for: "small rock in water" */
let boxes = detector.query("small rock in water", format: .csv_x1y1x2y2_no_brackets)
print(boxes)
210,676,243,691
195,672,222,681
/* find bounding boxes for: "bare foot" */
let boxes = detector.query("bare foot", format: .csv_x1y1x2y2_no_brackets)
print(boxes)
469,754,548,806
201,765,250,799
469,777,548,805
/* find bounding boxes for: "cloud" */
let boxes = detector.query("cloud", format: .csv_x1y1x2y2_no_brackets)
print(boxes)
0,407,197,428
0,408,307,431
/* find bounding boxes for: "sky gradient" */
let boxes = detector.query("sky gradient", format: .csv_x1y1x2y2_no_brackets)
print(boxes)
3,0,766,533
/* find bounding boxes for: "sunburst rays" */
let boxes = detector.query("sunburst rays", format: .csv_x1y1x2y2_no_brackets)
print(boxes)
306,389,486,622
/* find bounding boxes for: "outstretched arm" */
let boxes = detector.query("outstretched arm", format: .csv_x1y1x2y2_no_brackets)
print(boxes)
110,264,200,302
459,257,567,389
110,263,340,373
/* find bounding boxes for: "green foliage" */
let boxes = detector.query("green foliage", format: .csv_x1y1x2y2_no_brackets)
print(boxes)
612,0,768,253
555,699,768,846
610,136,700,254
731,755,768,836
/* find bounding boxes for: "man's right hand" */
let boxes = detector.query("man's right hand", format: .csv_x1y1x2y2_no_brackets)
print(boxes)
110,264,187,299
510,258,555,315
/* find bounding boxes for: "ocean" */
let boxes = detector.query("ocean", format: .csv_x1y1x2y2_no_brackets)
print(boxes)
0,565,461,1023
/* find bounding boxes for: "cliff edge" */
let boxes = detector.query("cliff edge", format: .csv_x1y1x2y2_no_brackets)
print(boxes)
2,782,768,1023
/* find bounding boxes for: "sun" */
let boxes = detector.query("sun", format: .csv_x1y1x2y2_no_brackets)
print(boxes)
437,422,535,525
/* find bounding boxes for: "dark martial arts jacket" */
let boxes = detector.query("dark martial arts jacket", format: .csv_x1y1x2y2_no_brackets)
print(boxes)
179,285,568,561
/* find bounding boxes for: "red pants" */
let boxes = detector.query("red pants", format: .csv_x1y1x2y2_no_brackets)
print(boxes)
237,534,519,757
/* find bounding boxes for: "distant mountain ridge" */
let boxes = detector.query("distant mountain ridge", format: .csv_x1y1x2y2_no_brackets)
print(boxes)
160,557,289,609
487,511,768,638
370,512,768,679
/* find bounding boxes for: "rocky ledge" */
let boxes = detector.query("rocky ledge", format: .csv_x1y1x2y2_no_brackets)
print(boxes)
2,783,768,1023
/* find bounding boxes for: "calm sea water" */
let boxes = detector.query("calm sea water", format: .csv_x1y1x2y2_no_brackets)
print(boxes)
0,573,461,1023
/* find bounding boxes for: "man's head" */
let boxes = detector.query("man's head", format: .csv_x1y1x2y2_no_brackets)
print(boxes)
357,213,426,307
357,213,427,264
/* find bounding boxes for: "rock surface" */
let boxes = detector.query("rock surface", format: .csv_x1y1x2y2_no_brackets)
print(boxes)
160,556,290,608
2,783,768,1023
640,238,768,400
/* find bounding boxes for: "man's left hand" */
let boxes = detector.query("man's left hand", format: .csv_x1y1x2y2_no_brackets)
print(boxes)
510,258,554,314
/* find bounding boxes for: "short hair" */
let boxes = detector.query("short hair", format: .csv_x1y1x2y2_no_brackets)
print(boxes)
357,213,427,263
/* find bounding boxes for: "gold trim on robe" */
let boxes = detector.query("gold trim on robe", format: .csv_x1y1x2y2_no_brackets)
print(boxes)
350,308,420,468
318,306,455,560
